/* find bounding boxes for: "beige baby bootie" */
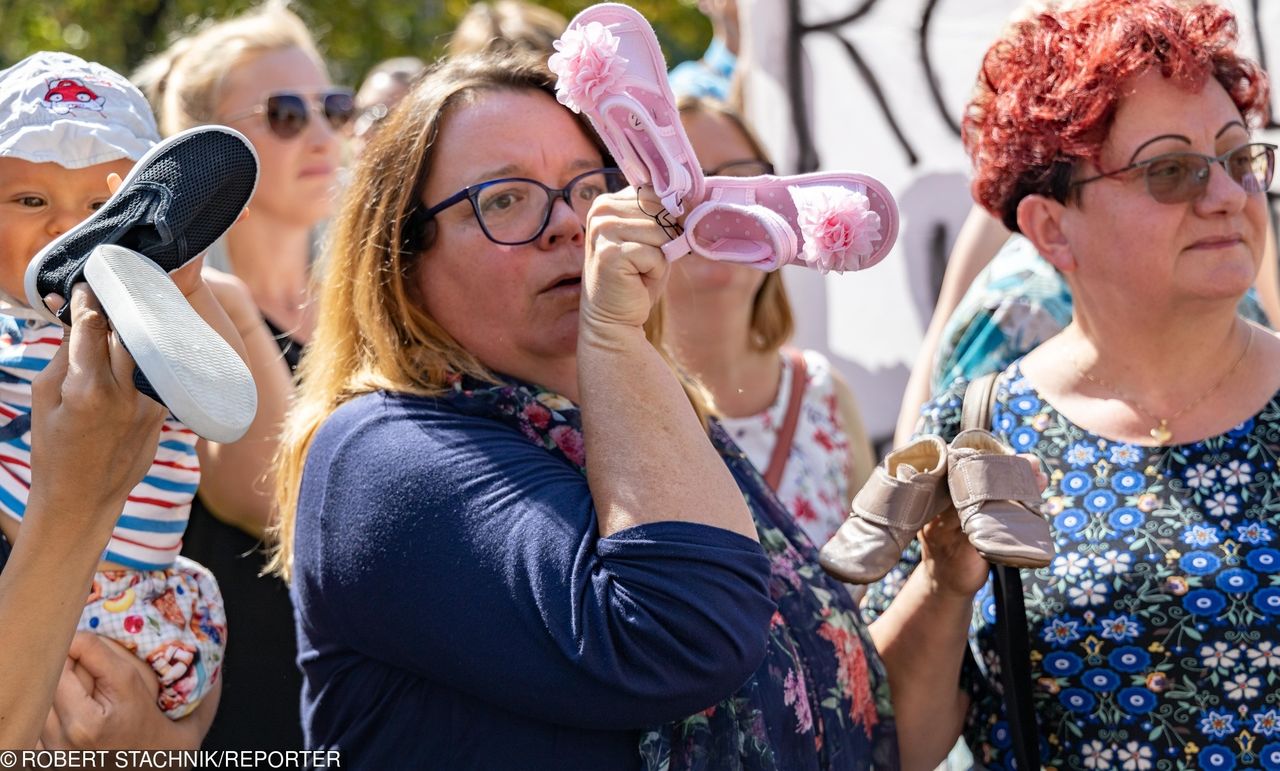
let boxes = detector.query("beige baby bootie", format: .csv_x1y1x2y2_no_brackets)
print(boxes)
948,429,1054,568
819,435,949,584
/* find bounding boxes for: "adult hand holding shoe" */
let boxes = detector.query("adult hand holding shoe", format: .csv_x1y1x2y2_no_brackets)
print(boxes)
578,188,757,542
580,188,675,334
0,283,166,749
30,284,167,534
871,450,1047,768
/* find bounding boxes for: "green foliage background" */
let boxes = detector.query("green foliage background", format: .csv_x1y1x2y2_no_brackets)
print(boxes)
0,1,710,88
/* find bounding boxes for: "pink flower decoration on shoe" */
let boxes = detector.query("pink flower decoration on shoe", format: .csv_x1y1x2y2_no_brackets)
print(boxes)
549,22,627,114
788,185,882,273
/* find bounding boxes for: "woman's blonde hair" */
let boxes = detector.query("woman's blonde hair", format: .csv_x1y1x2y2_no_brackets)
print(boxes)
447,0,568,58
269,52,707,579
676,96,794,352
133,0,326,136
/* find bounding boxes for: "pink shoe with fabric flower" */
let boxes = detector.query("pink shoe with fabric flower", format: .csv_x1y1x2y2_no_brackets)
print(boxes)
661,172,899,273
549,3,704,216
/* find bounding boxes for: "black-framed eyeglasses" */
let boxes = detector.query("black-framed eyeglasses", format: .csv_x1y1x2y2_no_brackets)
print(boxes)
224,89,356,140
702,158,775,178
1071,142,1277,204
417,168,627,246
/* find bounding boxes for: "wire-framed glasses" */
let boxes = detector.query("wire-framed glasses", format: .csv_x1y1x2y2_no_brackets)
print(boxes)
1071,142,1276,203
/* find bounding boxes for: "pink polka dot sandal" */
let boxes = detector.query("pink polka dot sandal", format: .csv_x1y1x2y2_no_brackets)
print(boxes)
659,192,797,271
661,172,900,274
550,3,704,216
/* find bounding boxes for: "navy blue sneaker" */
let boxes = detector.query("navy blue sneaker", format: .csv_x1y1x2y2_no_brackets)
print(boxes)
24,125,259,324
25,126,260,442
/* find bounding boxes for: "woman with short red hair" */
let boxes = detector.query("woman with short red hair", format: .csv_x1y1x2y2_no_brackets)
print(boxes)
866,1,1280,767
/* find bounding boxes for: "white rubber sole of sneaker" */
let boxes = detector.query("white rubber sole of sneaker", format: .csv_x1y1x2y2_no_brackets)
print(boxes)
84,244,258,443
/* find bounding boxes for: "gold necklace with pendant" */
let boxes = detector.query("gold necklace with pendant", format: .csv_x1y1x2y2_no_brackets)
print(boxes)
1074,325,1255,446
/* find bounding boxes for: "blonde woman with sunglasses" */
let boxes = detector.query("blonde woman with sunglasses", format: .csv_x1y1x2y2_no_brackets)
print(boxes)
137,1,348,351
132,0,342,749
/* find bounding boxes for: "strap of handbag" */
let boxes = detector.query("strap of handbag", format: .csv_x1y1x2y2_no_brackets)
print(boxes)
962,371,1040,770
763,348,809,491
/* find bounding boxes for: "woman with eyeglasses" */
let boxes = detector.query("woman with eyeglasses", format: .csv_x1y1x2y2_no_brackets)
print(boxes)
268,50,998,770
861,1,1280,767
666,96,874,551
131,0,347,749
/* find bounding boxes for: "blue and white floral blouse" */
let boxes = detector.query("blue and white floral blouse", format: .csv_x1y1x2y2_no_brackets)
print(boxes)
868,360,1280,771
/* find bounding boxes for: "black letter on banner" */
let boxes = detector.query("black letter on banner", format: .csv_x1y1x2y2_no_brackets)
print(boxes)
786,0,921,171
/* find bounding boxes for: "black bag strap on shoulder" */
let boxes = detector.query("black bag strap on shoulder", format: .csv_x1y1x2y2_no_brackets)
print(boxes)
961,372,1040,770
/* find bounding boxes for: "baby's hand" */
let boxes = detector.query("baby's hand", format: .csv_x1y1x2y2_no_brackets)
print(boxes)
169,254,207,298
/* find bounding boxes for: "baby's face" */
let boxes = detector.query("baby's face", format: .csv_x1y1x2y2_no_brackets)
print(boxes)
0,156,134,304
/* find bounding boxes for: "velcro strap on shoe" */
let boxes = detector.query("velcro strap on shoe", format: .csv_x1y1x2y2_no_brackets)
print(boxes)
949,454,1042,510
105,188,164,247
662,232,693,261
852,472,935,530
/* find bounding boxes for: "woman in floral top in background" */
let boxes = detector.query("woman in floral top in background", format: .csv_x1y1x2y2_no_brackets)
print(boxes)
867,1,1280,768
665,96,875,549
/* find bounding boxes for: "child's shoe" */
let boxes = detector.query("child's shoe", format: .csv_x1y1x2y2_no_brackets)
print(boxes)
24,125,258,324
947,429,1054,568
550,3,703,215
662,172,899,273
819,435,949,584
84,245,256,443
660,194,797,270
25,125,259,443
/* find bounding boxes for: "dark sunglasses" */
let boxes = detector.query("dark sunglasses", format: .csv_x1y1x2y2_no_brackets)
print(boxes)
1072,142,1277,204
404,168,627,250
225,90,356,140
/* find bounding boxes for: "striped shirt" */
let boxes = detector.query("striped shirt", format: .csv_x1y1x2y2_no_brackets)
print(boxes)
0,315,199,569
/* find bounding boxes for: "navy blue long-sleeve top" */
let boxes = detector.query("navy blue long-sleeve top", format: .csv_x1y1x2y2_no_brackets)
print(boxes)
290,391,775,769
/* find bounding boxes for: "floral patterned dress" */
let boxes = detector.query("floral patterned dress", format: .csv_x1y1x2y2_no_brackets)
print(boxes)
870,362,1280,770
720,349,854,548
445,377,898,770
